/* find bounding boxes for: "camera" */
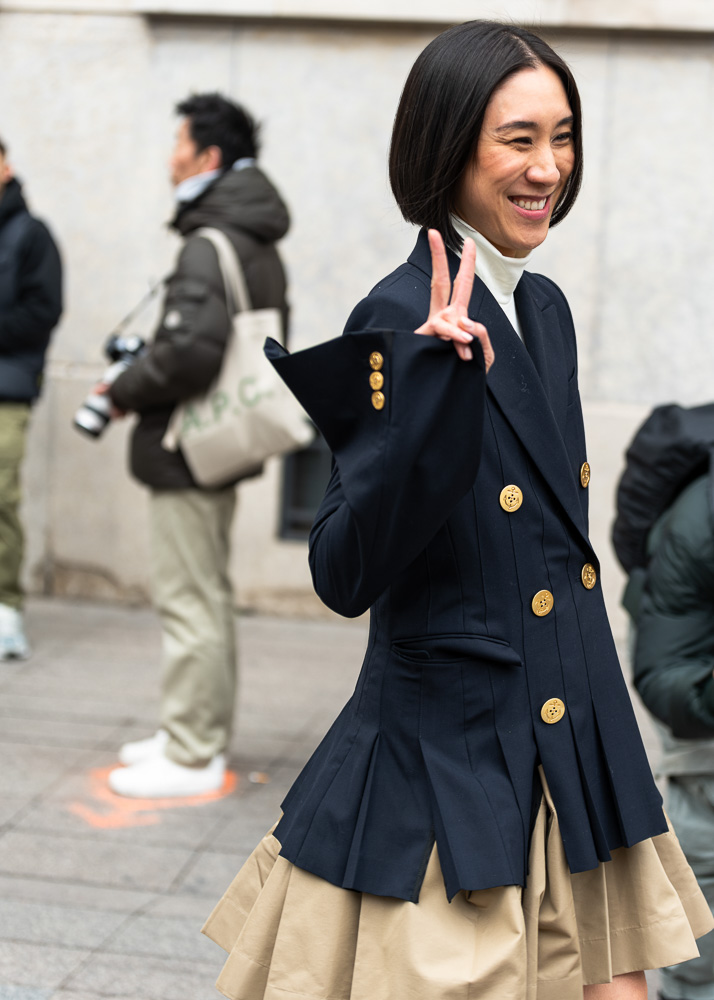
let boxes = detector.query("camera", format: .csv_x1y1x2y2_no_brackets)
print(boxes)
73,333,147,439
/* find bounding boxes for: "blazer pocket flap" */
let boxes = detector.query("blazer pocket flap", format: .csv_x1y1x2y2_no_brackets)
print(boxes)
392,633,522,666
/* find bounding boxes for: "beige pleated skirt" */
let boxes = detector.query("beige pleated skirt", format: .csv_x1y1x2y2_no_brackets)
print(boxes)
203,773,714,1000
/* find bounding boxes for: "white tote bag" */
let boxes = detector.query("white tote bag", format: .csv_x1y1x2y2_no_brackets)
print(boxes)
163,227,314,487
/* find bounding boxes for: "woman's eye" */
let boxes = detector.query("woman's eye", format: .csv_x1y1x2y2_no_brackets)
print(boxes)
553,132,573,144
509,136,532,146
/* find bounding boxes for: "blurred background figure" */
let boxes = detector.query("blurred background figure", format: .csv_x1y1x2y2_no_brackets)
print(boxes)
0,135,62,660
103,94,290,799
617,405,714,1000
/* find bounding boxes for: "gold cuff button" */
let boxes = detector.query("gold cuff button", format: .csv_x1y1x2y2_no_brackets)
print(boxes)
369,352,384,371
500,485,523,513
581,563,597,590
532,590,554,617
541,698,565,724
580,462,591,488
369,371,384,391
371,391,385,411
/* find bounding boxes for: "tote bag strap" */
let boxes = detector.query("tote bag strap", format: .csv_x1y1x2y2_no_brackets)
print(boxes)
195,226,252,315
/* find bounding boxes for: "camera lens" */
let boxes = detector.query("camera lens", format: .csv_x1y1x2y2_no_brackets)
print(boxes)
73,397,112,438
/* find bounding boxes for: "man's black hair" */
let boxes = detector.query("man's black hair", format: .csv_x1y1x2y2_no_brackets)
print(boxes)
389,20,583,250
176,93,260,168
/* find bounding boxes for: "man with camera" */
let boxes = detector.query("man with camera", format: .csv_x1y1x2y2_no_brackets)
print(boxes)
105,93,290,798
0,137,62,660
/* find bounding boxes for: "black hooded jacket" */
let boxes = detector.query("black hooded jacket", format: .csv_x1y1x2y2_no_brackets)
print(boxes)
0,178,62,401
110,165,290,490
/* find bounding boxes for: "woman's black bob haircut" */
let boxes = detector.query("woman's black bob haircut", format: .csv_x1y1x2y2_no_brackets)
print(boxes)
389,20,583,250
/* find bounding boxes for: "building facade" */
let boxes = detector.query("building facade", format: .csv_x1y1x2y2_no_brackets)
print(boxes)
1,0,713,634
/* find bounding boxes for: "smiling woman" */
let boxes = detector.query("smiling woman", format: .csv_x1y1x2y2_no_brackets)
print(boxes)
202,20,713,1000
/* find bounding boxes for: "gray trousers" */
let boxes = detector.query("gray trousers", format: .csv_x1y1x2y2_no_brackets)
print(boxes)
149,487,237,767
661,775,714,999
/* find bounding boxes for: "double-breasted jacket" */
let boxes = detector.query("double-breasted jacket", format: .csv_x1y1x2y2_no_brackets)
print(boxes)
265,229,667,903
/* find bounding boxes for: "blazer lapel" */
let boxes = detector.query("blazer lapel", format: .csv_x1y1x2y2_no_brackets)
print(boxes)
515,275,569,437
408,232,589,549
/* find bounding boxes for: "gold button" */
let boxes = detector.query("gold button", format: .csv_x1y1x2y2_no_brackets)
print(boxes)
369,371,384,391
580,462,591,488
371,391,385,411
499,485,523,513
541,698,565,724
581,563,597,590
532,590,554,617
369,352,384,371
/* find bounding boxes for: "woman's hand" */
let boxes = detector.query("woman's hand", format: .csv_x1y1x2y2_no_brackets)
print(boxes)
415,229,494,370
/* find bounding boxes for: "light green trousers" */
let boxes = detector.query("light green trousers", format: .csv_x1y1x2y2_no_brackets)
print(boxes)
149,487,237,767
0,403,30,611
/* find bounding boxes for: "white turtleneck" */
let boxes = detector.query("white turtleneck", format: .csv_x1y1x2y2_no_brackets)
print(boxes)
451,215,532,341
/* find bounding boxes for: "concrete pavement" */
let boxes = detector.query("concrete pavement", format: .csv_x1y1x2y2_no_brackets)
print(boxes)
0,598,661,999
0,598,366,999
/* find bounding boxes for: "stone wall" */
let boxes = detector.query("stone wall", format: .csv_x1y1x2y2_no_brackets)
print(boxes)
0,5,712,637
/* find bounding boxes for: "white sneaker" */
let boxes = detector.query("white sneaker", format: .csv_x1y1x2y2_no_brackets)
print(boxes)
108,752,226,798
0,603,29,660
118,729,169,766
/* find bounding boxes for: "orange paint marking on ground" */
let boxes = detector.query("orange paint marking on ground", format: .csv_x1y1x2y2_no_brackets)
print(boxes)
67,765,238,830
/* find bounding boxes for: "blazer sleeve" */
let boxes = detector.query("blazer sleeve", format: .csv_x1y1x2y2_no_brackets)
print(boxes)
265,287,487,618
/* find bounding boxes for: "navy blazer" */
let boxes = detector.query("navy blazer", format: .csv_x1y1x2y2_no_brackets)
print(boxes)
265,229,667,903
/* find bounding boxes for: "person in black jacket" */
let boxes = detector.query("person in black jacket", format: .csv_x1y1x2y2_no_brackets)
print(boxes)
105,94,289,799
630,475,714,1000
0,137,62,659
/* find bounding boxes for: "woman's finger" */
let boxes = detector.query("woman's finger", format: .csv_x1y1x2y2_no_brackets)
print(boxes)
424,315,476,343
470,324,495,373
427,229,451,315
451,237,476,311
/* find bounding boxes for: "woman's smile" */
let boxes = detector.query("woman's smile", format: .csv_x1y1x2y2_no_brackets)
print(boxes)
508,194,551,218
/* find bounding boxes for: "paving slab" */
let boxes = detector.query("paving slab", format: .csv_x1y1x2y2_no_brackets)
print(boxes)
105,912,225,963
0,746,86,799
171,849,245,899
0,988,53,1000
0,899,127,949
49,993,147,1000
0,799,29,826
206,788,285,855
65,953,219,1000
143,893,221,920
14,784,231,849
0,716,120,750
0,831,194,893
0,874,154,913
0,942,90,991
0,694,145,727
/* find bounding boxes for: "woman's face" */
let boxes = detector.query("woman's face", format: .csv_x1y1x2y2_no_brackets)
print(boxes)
454,64,575,258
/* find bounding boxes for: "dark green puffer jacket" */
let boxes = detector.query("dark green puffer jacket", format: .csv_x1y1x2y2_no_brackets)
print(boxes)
110,165,289,490
631,475,714,740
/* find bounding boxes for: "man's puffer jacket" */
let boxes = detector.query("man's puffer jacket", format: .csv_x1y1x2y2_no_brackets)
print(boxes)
110,165,289,490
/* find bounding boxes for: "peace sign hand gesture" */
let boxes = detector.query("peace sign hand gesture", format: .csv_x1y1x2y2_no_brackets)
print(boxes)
415,229,494,371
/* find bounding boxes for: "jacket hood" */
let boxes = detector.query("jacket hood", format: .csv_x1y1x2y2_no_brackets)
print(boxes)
172,165,290,243
0,178,28,228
